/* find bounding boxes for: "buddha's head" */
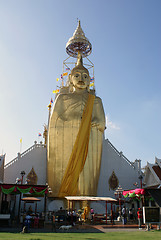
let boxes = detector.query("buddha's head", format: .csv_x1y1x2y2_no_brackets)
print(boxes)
69,53,90,91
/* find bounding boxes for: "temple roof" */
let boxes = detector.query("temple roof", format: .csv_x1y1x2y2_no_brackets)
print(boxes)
143,159,161,188
152,165,161,181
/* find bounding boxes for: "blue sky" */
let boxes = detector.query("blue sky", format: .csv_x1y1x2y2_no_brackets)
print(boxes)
0,0,161,167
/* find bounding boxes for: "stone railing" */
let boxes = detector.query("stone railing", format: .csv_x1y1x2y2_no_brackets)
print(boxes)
106,138,135,168
4,142,46,169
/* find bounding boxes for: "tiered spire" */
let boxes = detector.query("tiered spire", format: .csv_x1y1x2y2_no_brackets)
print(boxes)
66,20,92,58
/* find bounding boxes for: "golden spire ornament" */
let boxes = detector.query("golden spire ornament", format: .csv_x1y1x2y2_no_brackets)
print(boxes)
66,20,92,58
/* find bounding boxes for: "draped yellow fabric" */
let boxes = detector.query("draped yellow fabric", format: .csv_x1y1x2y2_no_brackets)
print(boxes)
58,94,95,197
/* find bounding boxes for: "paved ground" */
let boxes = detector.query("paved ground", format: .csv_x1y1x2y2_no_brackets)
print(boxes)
94,225,145,232
0,224,148,233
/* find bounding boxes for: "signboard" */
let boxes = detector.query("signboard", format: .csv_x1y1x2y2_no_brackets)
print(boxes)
143,207,160,224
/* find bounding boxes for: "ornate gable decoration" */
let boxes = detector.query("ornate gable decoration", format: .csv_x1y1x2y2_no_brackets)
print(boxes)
108,171,119,190
27,167,38,185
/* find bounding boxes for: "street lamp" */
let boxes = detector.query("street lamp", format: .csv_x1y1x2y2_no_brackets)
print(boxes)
18,171,26,223
114,186,123,219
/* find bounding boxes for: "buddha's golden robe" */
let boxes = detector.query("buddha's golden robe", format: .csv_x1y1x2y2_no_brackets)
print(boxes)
47,90,105,197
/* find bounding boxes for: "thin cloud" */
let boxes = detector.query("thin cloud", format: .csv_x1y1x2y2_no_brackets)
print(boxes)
106,115,120,130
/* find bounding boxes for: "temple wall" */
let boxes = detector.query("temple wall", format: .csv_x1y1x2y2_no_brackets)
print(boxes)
4,142,47,185
3,143,47,215
98,138,140,197
93,138,141,213
144,169,158,187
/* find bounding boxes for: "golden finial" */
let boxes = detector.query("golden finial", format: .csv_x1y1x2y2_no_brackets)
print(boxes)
66,20,92,58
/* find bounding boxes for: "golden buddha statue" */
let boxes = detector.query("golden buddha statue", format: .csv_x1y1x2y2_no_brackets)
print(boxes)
47,21,105,198
47,55,105,197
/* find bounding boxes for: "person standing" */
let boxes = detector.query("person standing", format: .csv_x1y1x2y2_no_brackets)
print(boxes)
122,206,127,225
129,208,133,221
90,208,94,221
137,208,142,229
24,213,32,232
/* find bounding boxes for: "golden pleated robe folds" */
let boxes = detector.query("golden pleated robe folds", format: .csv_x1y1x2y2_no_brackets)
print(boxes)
47,91,105,197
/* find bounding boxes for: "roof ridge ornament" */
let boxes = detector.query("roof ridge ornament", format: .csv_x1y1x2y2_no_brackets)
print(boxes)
66,20,92,58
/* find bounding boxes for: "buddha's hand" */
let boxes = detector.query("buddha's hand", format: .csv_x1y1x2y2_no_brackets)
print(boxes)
91,122,104,133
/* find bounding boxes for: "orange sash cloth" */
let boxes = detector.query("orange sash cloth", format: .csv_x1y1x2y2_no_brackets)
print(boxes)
58,94,95,197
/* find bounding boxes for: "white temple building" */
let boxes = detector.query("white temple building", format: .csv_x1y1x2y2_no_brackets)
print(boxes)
3,137,142,214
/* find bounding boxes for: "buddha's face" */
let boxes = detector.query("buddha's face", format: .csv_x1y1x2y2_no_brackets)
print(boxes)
71,69,90,90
